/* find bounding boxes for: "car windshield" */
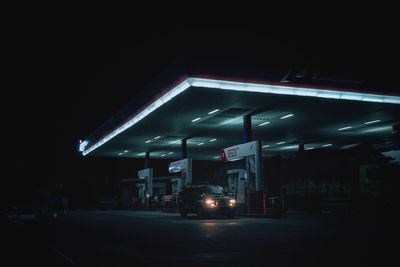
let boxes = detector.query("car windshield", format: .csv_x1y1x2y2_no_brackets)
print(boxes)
199,185,223,195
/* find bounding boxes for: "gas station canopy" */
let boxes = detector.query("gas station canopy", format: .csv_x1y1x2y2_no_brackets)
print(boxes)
80,76,400,160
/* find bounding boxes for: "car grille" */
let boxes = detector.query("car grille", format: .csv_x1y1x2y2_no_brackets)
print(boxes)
217,199,229,208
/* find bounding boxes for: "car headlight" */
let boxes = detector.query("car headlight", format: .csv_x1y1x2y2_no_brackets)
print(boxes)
205,198,215,205
229,199,236,206
205,198,216,208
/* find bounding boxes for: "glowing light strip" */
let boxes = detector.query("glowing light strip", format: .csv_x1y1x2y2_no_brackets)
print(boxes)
79,141,88,152
82,80,191,155
187,78,400,104
82,77,400,155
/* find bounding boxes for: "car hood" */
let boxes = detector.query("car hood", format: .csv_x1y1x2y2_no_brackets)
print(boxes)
204,194,229,200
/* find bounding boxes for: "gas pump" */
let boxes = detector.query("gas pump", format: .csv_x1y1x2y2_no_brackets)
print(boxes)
137,183,146,205
171,178,182,197
169,158,192,209
138,168,153,208
221,141,264,213
168,158,192,194
227,169,247,212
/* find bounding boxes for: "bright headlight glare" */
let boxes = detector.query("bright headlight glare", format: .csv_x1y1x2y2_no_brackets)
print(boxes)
205,199,214,205
229,199,236,204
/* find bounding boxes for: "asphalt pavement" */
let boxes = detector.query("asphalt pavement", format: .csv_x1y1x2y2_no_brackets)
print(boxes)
1,210,395,267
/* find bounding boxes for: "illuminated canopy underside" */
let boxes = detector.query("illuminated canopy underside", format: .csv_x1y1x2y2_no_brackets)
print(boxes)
81,77,400,160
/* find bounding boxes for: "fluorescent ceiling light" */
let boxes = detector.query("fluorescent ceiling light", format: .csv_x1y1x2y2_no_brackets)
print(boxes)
209,138,217,142
213,156,220,159
161,154,166,157
305,147,314,150
281,145,298,150
262,145,270,148
154,136,161,139
280,114,294,119
276,141,286,145
364,120,381,125
360,126,392,134
168,140,180,144
198,142,204,146
168,152,173,154
322,144,332,147
124,150,129,153
145,140,151,143
208,109,220,115
82,77,400,156
192,117,201,122
338,126,352,131
118,152,123,155
258,121,271,126
219,117,240,125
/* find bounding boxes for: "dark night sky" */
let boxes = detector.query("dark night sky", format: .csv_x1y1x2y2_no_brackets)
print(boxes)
5,17,399,200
